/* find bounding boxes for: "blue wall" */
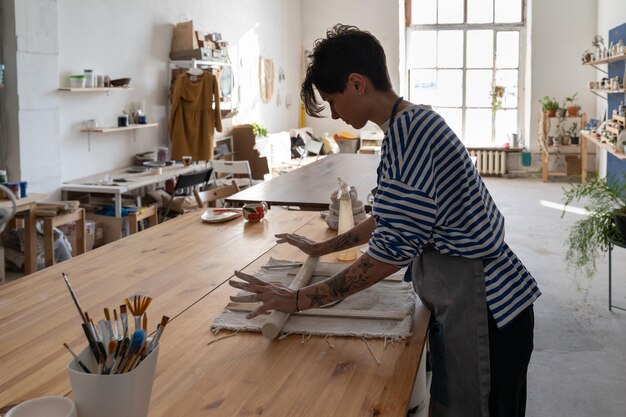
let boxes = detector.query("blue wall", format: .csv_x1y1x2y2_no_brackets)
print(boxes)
607,22,626,187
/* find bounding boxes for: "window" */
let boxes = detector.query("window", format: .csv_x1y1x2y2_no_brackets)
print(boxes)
406,0,525,147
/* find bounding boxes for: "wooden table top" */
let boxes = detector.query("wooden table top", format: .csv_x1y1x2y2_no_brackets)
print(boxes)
226,153,380,210
0,193,48,210
61,163,203,193
0,208,428,417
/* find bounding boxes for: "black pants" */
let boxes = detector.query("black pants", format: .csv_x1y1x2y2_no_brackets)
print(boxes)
488,305,534,417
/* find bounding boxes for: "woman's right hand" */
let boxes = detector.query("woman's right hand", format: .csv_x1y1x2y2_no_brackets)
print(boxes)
275,233,327,257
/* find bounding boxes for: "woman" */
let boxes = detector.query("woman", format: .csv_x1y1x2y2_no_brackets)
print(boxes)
229,24,540,417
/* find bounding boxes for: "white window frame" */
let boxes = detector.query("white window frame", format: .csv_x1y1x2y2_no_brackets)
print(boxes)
405,0,527,147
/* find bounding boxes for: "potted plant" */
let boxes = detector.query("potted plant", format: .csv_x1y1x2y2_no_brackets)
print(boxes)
490,85,505,113
250,122,268,138
569,122,580,145
564,93,580,117
562,176,626,279
539,96,560,117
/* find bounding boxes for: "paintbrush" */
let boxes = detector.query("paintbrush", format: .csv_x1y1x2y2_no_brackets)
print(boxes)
104,308,115,341
113,308,121,341
111,338,129,374
63,342,92,374
146,315,169,356
125,295,152,331
118,329,146,374
81,322,100,363
120,304,129,339
142,312,147,332
62,272,87,324
103,340,117,374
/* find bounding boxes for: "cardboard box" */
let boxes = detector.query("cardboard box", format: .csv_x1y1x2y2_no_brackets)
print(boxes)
86,213,128,245
58,220,96,252
93,221,104,248
232,124,270,180
566,155,581,176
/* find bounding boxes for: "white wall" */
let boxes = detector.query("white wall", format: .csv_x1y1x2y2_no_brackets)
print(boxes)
300,0,402,137
2,0,301,197
56,0,301,189
528,0,598,153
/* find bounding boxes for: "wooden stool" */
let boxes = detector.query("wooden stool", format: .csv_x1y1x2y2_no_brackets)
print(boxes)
129,205,159,234
43,208,86,267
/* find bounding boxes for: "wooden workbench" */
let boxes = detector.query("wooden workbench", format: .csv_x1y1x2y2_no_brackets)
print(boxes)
0,209,429,416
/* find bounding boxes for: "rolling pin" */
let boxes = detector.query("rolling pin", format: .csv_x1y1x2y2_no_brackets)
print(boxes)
261,256,320,339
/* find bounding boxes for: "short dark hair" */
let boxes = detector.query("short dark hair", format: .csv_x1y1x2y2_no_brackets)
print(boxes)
301,24,392,117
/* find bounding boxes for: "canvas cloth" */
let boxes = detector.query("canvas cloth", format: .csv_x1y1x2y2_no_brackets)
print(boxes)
212,258,417,339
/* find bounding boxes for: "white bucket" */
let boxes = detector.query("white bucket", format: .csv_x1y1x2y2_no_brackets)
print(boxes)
68,343,159,417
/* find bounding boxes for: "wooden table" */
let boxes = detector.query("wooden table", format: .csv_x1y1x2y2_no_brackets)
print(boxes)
0,193,48,275
61,163,202,217
0,209,429,416
226,153,380,210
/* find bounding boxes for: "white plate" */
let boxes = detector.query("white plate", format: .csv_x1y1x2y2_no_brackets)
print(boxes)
201,208,242,223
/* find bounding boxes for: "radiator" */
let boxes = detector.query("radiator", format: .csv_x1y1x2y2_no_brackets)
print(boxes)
467,148,507,176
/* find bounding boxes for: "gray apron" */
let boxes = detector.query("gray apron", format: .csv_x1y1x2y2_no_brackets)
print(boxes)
411,246,491,417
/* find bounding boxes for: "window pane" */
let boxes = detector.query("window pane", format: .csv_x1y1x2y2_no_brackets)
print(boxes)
409,69,437,105
495,109,518,145
438,0,464,24
495,0,521,23
409,31,437,68
467,30,493,68
436,70,463,107
466,70,492,107
436,108,463,138
413,0,437,24
496,31,519,68
467,0,493,23
465,109,493,146
437,31,463,68
495,69,518,108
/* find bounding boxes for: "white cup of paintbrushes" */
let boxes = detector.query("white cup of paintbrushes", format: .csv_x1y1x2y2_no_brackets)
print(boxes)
67,335,159,417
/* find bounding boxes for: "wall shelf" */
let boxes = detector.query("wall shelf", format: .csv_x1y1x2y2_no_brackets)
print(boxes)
583,53,626,66
58,87,134,92
589,88,626,93
81,123,158,152
80,123,157,133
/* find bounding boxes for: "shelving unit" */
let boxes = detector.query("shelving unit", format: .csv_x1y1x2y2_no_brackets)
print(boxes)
581,29,626,184
58,87,134,93
539,114,586,182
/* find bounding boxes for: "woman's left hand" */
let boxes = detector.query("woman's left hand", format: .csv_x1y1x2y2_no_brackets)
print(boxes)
229,270,297,319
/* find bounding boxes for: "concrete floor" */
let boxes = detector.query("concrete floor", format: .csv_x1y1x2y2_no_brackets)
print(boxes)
482,177,626,417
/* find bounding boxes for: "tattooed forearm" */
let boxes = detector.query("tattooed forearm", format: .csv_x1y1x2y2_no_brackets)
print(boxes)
307,287,330,307
326,257,376,299
300,254,399,312
329,233,360,251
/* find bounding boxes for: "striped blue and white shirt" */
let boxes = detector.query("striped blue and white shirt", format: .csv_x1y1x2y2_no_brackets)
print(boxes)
367,105,540,328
